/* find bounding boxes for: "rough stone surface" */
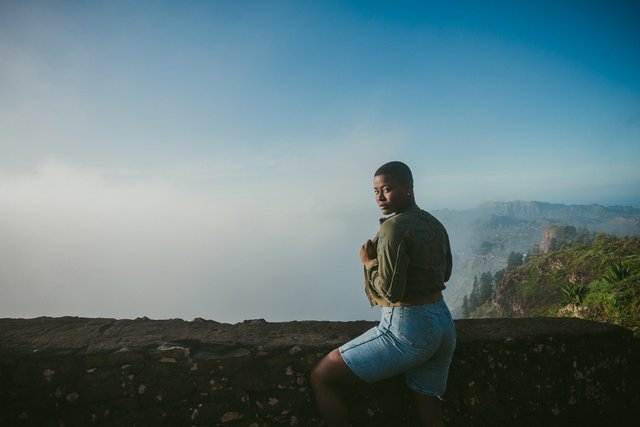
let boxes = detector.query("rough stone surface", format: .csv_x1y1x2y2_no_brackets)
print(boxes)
540,225,577,253
1,316,638,426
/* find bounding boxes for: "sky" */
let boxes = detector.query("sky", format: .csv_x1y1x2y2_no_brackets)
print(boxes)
1,0,639,322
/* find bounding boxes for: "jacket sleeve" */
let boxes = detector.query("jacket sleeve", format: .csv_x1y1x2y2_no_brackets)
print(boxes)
365,222,410,303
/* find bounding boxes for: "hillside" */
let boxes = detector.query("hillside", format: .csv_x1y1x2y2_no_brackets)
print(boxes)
473,234,640,335
435,201,640,317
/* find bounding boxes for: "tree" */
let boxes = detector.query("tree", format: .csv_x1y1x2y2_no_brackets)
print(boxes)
494,269,505,287
529,245,541,258
479,271,494,305
468,275,480,311
462,295,470,318
507,251,523,270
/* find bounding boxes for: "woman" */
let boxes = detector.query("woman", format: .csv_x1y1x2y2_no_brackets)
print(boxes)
311,161,456,427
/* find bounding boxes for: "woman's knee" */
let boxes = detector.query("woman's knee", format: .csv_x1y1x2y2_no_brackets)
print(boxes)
310,352,332,389
311,349,348,389
310,361,324,390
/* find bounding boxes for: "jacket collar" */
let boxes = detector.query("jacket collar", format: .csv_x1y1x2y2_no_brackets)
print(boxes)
379,204,420,224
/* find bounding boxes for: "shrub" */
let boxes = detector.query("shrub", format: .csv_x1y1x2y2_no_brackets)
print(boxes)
602,262,633,283
560,284,588,305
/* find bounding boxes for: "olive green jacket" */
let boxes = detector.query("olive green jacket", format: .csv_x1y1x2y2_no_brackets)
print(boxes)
364,204,452,306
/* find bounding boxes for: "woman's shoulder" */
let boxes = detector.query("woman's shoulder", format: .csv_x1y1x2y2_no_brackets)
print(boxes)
390,205,426,225
379,214,409,237
380,210,418,234
390,207,448,233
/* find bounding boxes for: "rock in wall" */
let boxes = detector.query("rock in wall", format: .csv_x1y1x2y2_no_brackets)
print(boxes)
0,316,638,426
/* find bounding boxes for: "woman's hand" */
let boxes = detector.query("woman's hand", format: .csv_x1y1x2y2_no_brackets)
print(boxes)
360,239,377,265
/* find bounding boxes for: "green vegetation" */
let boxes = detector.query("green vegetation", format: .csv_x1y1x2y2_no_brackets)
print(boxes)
462,273,494,318
560,284,588,305
602,262,633,283
461,251,523,318
472,234,640,334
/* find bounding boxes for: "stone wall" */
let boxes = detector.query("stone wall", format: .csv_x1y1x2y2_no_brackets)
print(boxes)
1,316,638,426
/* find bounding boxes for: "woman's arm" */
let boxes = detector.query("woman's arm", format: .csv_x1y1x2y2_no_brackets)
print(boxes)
362,223,409,303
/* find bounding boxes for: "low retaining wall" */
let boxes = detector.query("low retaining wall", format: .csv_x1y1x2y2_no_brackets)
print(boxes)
0,316,638,426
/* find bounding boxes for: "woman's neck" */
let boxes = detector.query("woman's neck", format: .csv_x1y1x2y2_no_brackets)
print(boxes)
394,200,417,215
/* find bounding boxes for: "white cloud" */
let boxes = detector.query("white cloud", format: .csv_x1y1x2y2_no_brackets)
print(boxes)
0,156,391,322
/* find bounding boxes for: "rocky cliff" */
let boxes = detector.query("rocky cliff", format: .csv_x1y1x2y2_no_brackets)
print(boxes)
1,316,639,426
539,225,577,254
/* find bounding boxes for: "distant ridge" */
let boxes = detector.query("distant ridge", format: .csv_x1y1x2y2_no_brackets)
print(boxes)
477,200,640,219
468,200,640,234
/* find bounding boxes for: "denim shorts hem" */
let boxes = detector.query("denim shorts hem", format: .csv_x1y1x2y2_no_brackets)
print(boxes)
405,378,446,398
339,345,375,384
338,327,384,384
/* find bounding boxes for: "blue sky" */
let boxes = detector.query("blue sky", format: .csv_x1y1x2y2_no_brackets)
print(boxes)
1,1,639,321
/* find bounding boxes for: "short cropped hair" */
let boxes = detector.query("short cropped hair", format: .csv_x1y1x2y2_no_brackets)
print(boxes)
374,161,414,186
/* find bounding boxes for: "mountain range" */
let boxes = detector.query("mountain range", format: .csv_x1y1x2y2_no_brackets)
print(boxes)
433,201,640,317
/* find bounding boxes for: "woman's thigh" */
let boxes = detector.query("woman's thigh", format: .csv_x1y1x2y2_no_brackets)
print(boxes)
339,305,446,384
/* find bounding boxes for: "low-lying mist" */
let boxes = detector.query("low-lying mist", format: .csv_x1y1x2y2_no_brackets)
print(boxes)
0,161,382,322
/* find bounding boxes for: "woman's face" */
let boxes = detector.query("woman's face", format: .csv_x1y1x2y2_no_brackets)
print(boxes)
373,174,412,215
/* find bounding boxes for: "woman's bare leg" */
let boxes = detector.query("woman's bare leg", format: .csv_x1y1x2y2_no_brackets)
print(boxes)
411,389,444,427
310,348,364,427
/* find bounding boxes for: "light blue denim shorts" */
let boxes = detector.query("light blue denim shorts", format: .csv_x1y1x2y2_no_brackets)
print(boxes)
339,299,456,397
